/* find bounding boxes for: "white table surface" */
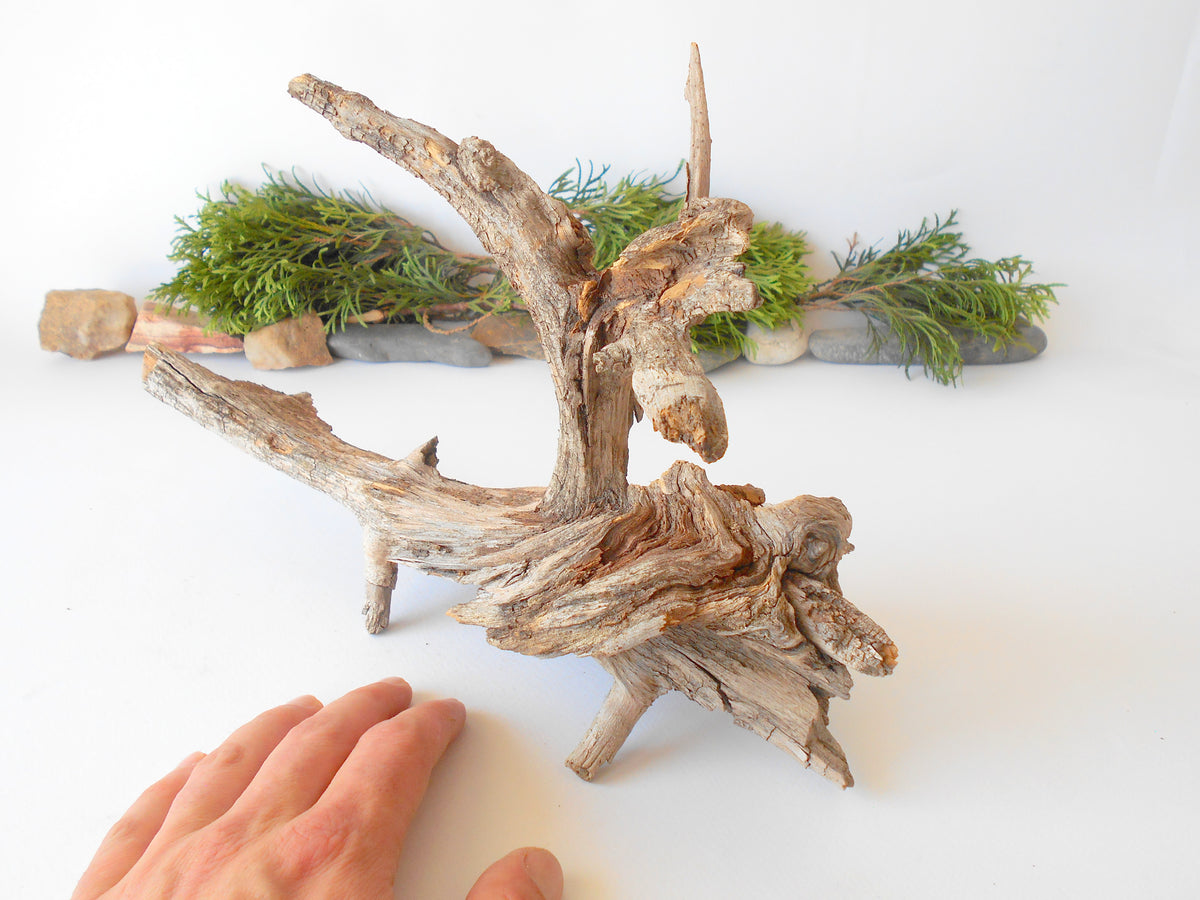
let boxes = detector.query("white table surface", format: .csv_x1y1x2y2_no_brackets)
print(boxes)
3,2,1198,897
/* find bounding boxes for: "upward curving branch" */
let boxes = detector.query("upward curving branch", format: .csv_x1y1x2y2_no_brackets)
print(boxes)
289,75,605,515
287,74,596,325
145,49,897,786
288,66,754,517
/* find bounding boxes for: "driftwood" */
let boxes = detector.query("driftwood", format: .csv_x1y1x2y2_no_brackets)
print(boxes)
144,46,897,786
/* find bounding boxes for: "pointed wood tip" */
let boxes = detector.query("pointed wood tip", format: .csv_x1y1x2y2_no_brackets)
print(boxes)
287,73,317,98
404,436,440,469
288,74,345,114
685,43,704,97
684,43,711,203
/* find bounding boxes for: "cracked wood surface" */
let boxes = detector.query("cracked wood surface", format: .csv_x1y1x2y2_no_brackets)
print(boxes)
144,343,896,786
145,52,896,785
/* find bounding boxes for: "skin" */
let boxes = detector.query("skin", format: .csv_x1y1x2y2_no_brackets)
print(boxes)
72,678,563,900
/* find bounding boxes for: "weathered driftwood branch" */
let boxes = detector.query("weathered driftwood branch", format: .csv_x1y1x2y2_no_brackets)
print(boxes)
146,51,897,785
685,42,712,204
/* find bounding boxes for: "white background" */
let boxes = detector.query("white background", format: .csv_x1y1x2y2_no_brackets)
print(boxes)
2,1,1198,897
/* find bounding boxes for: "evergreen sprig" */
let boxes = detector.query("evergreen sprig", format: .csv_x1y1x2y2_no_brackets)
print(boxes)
702,221,813,351
151,170,511,335
802,212,1058,384
547,161,685,269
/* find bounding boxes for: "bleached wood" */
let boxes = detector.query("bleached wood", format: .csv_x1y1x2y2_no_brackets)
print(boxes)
685,42,712,203
288,73,603,518
566,676,662,781
144,53,897,785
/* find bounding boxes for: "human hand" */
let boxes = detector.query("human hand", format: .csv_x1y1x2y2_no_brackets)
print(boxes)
72,678,563,899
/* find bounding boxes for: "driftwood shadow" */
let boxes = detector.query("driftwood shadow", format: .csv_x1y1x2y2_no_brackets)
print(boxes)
830,579,1170,793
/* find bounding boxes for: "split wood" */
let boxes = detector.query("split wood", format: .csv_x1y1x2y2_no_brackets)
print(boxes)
144,47,897,787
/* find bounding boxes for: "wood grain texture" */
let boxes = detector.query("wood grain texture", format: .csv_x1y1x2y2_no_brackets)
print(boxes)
145,55,896,785
685,42,712,203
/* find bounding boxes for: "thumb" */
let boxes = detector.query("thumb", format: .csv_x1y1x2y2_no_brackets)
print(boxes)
466,847,563,900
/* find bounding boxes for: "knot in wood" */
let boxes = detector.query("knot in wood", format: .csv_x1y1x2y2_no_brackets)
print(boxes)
591,341,632,374
459,136,506,193
678,197,755,256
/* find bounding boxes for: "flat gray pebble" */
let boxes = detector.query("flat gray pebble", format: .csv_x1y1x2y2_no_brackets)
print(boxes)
809,322,1047,365
327,323,492,367
953,323,1047,363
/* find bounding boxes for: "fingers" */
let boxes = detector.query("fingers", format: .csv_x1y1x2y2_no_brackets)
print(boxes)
281,698,465,870
147,695,325,846
73,679,467,900
71,752,205,900
233,677,414,824
466,847,564,900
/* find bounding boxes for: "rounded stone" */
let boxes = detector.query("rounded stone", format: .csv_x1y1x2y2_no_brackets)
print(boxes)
243,313,333,370
39,289,138,360
742,320,809,365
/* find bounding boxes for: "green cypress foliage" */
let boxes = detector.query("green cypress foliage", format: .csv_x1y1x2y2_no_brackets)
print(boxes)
804,212,1059,384
151,170,512,335
152,167,1056,382
547,162,685,268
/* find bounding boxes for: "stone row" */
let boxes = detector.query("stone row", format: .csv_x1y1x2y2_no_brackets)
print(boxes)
38,291,1047,372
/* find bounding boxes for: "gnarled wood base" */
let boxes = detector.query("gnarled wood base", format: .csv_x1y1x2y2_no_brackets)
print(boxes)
144,346,895,784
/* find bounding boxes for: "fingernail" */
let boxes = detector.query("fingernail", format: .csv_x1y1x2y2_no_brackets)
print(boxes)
522,848,563,900
381,676,409,688
286,694,323,710
178,751,206,768
436,697,467,722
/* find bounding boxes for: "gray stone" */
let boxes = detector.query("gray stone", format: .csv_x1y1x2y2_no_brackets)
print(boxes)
39,289,138,359
808,322,1047,366
952,323,1048,364
243,313,333,370
327,322,492,367
696,345,740,373
807,328,907,365
742,320,808,365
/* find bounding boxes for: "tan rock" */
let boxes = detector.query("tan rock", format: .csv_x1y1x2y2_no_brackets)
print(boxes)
467,311,544,360
742,319,809,365
125,301,244,354
39,289,138,359
243,313,333,370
